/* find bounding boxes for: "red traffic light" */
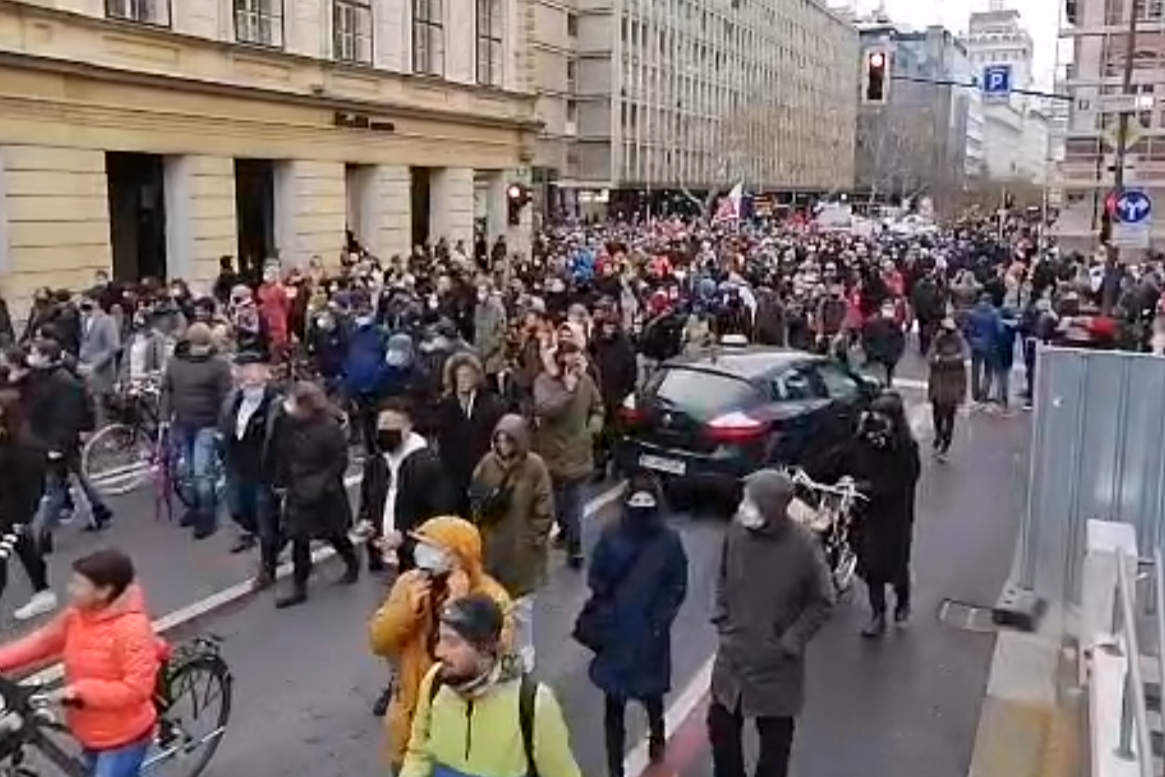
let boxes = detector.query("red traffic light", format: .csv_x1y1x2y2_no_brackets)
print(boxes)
507,184,524,200
869,51,885,69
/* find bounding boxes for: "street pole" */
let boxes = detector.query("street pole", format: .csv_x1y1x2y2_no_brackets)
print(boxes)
1108,0,1139,265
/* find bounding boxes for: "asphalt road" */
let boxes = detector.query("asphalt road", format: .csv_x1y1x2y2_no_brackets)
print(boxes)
0,348,1033,777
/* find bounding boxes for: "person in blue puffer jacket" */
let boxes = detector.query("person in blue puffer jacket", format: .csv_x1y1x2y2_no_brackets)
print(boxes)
342,301,389,453
963,292,1002,403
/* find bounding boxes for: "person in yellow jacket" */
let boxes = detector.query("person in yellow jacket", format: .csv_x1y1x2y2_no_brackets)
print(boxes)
400,594,582,777
369,516,512,769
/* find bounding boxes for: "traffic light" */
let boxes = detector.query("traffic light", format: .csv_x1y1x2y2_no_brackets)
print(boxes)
507,183,530,226
865,50,889,104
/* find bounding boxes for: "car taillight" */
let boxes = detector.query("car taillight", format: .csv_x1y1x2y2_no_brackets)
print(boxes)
618,393,644,425
705,411,770,443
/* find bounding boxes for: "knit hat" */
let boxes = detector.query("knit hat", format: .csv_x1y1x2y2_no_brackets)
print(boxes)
440,593,503,651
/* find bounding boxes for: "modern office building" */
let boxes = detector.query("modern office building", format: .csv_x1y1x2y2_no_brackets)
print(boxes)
529,0,859,220
0,0,539,315
1057,0,1165,250
855,21,982,207
963,3,1052,185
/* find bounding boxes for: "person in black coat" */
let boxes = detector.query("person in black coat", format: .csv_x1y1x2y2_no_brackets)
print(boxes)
817,393,920,637
584,472,687,777
590,316,638,477
434,352,503,515
271,381,360,609
356,397,456,573
0,389,54,620
861,302,906,387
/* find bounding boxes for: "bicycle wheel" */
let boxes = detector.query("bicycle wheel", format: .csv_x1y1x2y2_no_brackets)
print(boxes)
82,424,154,496
147,655,232,777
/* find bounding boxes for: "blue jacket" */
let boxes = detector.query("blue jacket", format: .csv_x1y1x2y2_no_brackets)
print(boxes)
996,317,1018,369
587,514,688,699
342,324,389,396
965,302,1002,356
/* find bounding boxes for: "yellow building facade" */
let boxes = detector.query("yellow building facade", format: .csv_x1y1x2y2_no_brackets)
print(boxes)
0,0,539,314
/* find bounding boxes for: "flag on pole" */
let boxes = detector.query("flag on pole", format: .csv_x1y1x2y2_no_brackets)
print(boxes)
713,182,744,223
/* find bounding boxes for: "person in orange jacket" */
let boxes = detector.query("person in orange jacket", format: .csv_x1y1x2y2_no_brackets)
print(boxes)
368,515,512,770
0,549,166,777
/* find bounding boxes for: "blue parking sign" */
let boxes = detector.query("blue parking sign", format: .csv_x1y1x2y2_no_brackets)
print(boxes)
983,65,1012,96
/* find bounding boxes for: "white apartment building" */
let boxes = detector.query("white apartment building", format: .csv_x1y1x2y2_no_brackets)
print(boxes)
531,0,858,218
1058,0,1165,249
963,3,1051,186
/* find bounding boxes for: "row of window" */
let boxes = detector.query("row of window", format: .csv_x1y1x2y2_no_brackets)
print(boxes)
104,0,504,86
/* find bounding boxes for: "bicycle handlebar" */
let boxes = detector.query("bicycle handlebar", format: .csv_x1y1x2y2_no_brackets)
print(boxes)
783,467,868,501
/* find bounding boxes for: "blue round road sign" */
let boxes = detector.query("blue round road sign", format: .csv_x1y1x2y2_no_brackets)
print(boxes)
1115,190,1152,224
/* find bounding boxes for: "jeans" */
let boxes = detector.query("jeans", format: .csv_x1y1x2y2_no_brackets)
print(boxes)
225,476,279,575
512,594,536,672
38,459,111,530
707,701,795,777
173,425,220,532
83,734,150,777
932,403,957,453
970,351,993,402
995,365,1011,408
1023,338,1038,399
605,693,663,777
552,475,584,559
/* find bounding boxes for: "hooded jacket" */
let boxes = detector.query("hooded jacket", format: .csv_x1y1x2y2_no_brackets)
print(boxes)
368,516,513,767
469,415,555,598
532,370,604,480
710,470,834,718
0,585,165,749
160,344,233,429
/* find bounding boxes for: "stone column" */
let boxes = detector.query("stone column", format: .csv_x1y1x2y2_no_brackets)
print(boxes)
359,164,411,264
164,155,238,290
274,160,347,268
429,167,474,252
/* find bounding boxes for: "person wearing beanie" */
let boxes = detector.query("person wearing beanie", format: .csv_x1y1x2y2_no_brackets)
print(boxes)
368,515,512,771
707,469,834,777
583,471,688,777
400,592,582,777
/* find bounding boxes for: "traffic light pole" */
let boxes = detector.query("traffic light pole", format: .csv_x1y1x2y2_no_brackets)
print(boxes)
1107,0,1140,272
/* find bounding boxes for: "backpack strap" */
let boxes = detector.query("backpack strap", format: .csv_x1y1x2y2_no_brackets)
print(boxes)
519,673,540,777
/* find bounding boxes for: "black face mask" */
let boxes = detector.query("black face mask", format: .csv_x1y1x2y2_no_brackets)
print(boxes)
377,429,403,452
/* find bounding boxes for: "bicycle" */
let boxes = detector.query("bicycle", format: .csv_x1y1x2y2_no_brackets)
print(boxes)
81,377,163,497
0,636,231,777
782,467,867,595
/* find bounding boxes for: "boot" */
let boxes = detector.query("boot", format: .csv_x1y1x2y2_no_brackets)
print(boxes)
894,602,911,625
252,567,275,592
648,736,666,765
861,612,886,638
275,585,308,609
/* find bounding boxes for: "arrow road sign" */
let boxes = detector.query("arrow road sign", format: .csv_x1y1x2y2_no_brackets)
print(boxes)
1115,189,1152,224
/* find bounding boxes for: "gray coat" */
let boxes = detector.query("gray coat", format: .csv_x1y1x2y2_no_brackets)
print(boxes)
711,471,835,718
78,310,121,394
473,295,507,375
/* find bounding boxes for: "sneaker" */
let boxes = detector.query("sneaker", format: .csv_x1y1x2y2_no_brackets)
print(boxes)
14,590,58,621
861,612,887,638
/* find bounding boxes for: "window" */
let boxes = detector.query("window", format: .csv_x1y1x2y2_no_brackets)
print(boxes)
772,368,827,402
413,0,444,76
814,363,860,400
105,0,170,26
476,0,502,85
566,58,577,91
567,12,578,37
650,369,760,417
334,0,372,63
235,0,283,47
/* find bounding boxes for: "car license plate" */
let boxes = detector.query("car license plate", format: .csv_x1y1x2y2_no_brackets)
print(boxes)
639,454,686,476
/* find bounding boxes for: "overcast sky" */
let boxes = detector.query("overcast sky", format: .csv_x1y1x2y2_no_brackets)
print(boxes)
843,0,1062,89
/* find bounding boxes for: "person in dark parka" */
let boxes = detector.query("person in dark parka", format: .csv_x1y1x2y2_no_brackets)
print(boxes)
271,381,360,609
586,472,687,777
435,352,504,515
819,393,920,637
707,469,834,777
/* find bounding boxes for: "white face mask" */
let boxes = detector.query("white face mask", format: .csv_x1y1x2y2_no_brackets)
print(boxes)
355,314,374,327
282,399,297,416
735,498,766,531
414,542,453,575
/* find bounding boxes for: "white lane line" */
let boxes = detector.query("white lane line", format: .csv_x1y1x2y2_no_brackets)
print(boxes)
624,654,716,777
23,474,626,687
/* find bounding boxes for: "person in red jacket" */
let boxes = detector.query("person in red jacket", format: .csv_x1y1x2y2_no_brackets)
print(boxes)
256,263,290,361
0,549,164,777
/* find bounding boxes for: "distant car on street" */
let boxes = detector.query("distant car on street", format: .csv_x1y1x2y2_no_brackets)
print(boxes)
614,347,880,490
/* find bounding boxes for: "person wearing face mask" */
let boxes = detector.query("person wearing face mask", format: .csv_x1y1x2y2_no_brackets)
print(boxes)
119,307,168,384
707,470,834,777
472,279,507,388
160,323,233,539
926,317,969,460
469,414,554,671
77,291,120,427
217,353,284,584
860,300,905,387
357,398,455,573
582,473,687,777
342,298,390,451
368,516,513,772
816,394,919,637
306,308,348,395
270,381,360,608
256,263,290,361
435,353,503,516
591,315,637,478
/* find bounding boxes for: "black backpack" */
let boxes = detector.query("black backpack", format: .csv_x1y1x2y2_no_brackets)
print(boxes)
428,672,540,777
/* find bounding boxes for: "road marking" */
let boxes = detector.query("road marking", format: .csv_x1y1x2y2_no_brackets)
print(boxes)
892,377,928,392
625,654,716,777
23,475,626,687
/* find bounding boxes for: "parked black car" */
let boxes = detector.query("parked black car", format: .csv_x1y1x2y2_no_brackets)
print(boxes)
614,348,880,486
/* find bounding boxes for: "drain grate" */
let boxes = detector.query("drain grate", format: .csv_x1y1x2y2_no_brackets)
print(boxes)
937,599,998,633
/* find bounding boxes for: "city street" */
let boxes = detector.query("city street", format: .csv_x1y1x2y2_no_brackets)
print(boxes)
0,354,1034,777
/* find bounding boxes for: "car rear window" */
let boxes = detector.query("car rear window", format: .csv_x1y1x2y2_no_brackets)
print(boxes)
650,368,760,417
